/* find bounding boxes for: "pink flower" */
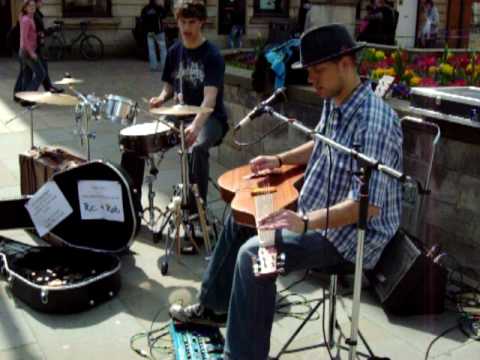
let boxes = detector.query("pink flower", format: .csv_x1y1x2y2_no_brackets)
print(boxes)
420,77,439,87
448,54,470,68
450,79,467,86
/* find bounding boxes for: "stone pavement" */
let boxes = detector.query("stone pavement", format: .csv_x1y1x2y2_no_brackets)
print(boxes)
0,58,478,360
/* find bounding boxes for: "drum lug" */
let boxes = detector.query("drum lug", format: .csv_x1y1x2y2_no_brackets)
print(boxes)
41,288,49,304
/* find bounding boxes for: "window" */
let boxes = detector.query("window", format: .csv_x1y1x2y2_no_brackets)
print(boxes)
470,1,480,48
63,0,112,17
253,0,289,17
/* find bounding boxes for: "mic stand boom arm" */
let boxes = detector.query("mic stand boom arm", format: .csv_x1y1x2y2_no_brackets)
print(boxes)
264,105,417,360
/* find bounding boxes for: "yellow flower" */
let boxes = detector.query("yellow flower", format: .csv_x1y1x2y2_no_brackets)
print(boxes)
405,69,414,77
372,68,385,78
410,76,422,86
428,66,437,75
385,67,396,76
375,50,386,61
439,63,454,76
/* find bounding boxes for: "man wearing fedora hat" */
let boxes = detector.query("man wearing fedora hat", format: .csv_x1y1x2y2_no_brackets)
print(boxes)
170,24,403,360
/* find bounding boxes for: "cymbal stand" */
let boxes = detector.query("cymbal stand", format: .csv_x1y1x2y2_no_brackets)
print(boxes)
141,154,165,236
69,85,101,160
156,117,208,275
4,104,40,149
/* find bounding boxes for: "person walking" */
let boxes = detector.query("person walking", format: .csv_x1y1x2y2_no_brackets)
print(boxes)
141,0,168,72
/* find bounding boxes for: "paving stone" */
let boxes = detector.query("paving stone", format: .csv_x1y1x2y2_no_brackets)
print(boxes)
0,344,46,360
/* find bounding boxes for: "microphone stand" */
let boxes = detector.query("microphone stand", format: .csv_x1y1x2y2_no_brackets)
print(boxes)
263,106,412,360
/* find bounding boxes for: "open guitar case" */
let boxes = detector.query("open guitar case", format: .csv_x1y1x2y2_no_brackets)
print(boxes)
0,160,141,313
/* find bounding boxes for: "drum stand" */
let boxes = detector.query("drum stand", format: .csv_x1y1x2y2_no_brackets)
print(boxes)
69,86,100,161
141,156,164,234
155,118,213,275
4,104,39,149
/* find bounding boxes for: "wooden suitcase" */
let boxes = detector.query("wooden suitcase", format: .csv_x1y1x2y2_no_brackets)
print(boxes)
19,146,87,196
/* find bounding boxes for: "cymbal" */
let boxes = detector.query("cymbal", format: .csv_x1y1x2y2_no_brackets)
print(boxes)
149,104,213,117
16,91,80,106
54,77,84,85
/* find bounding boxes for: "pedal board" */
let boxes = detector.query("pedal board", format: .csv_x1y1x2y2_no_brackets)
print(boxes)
170,321,224,360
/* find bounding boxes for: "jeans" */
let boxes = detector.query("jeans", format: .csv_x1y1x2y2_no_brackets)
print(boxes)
147,32,167,72
15,50,46,92
120,115,226,206
199,212,350,360
228,25,244,49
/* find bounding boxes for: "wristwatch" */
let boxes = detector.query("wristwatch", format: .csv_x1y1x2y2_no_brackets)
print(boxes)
301,214,309,235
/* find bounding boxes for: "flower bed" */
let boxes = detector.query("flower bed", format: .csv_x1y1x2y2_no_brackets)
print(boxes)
361,47,480,98
224,47,480,99
224,51,256,71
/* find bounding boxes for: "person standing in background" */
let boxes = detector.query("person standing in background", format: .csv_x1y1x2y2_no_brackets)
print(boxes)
357,0,396,45
34,0,63,93
141,0,168,72
419,0,439,48
227,0,245,49
14,0,46,106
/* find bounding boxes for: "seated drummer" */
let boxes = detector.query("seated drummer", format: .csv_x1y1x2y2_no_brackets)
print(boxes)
170,24,403,360
149,0,228,205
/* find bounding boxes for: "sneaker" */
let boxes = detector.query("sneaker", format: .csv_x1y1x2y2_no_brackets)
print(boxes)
48,86,64,94
169,303,227,327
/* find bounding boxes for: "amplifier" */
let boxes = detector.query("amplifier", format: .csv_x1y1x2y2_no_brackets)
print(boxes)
368,231,447,316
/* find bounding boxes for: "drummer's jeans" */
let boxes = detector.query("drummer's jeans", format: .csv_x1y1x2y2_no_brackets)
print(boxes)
188,115,225,204
120,115,225,207
198,211,349,360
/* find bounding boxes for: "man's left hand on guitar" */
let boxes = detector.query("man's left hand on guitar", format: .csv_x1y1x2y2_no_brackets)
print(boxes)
258,209,305,233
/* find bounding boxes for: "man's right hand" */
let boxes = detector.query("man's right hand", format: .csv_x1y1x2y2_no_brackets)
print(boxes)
149,96,163,108
250,155,281,174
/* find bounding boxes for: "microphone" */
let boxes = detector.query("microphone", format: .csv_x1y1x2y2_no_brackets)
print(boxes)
233,87,287,132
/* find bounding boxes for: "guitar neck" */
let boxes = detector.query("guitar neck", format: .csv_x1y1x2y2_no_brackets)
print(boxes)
254,193,275,248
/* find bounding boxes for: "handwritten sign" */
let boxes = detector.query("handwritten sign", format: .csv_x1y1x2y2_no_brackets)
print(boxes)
78,180,124,222
25,181,73,237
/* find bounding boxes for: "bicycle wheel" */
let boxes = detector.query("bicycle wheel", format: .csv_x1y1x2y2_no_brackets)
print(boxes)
47,35,65,61
80,35,104,61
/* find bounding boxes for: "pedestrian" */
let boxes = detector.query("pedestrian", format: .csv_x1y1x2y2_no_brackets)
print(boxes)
418,0,439,48
141,0,168,72
14,0,46,106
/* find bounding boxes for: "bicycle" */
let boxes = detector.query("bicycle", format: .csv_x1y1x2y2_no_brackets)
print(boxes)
46,20,104,61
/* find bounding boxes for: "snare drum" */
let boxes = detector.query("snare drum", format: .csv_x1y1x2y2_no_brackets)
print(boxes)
103,94,137,126
119,122,179,157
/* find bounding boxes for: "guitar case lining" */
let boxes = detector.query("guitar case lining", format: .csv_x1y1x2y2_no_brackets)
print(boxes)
0,237,121,313
0,160,140,313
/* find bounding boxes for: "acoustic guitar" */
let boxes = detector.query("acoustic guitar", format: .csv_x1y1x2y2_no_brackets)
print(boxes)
218,164,304,276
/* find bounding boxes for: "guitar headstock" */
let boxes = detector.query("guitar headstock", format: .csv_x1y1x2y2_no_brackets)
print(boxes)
375,75,395,99
252,246,286,277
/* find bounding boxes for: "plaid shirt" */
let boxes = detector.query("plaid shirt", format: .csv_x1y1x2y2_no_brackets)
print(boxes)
298,81,403,269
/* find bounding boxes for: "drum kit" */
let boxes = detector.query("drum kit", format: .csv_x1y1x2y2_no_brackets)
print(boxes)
11,75,216,274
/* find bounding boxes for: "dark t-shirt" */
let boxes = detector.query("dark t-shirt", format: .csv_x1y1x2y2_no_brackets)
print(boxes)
162,40,228,125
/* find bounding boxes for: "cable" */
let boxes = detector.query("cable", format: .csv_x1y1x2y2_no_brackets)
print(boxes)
424,324,459,360
129,306,172,359
233,122,287,147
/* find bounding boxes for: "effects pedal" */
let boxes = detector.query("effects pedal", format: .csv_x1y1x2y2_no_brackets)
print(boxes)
169,321,224,360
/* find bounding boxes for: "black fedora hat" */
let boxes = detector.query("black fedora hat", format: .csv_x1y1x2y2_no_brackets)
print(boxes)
292,24,366,70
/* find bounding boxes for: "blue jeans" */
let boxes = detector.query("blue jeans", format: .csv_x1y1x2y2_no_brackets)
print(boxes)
147,32,167,72
120,115,226,204
228,25,244,49
15,50,46,92
199,212,349,360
